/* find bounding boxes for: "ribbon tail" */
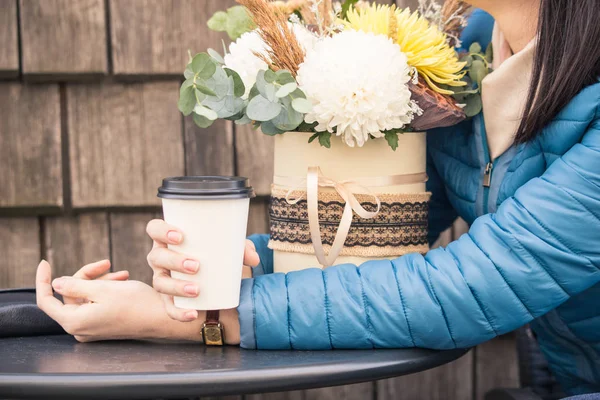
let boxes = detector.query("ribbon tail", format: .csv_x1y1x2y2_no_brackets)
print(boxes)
307,167,328,267
324,203,353,267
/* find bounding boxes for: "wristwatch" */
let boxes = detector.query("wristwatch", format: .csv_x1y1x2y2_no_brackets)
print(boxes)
202,310,224,346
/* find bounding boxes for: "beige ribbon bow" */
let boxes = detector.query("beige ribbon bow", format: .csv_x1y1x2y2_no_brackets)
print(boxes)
281,166,427,267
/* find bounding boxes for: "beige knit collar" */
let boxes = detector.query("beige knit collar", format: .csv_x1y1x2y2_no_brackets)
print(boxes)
481,24,536,160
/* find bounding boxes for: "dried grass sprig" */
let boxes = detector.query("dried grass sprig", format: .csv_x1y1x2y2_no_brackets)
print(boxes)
271,0,308,16
440,0,472,47
237,0,306,75
300,0,333,34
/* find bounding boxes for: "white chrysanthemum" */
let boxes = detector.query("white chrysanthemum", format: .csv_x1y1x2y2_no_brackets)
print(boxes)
224,25,318,98
297,30,419,147
224,31,269,98
291,23,318,53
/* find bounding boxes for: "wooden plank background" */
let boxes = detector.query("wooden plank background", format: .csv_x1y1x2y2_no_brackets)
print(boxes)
0,1,519,399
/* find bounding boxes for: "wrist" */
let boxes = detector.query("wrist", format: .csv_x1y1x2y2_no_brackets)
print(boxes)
220,308,240,345
154,306,239,345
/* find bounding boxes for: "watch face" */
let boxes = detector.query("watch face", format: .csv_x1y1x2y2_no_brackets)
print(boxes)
203,324,224,346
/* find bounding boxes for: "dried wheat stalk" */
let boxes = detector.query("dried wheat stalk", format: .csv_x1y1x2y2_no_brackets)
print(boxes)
237,0,306,75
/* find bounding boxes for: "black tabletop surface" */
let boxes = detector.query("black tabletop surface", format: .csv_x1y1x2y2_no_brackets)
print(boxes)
0,335,469,399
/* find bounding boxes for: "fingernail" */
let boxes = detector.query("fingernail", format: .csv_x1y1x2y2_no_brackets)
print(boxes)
185,310,198,320
167,231,182,244
184,284,198,296
52,278,64,290
183,260,199,273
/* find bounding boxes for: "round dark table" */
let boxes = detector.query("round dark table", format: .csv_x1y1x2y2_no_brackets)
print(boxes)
0,335,469,399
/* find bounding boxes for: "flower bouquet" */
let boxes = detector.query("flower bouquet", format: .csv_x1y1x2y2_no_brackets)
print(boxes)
179,0,491,272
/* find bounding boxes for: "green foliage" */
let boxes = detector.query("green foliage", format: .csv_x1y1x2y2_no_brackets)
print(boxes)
247,95,282,121
179,51,247,128
179,57,310,135
291,98,312,113
384,130,400,151
309,131,332,148
341,0,359,19
450,42,494,118
207,6,255,41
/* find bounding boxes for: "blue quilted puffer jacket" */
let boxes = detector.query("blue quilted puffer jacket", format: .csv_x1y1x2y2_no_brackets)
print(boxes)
237,10,600,396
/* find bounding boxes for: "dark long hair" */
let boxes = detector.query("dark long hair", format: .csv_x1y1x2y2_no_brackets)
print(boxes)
515,0,600,143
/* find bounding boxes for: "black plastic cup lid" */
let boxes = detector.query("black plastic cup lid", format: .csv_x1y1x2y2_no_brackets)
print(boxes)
157,176,255,200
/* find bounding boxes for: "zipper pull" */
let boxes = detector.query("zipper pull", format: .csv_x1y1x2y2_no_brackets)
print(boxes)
483,162,493,187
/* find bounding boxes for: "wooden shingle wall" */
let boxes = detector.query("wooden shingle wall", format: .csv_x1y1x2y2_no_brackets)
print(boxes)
0,1,517,399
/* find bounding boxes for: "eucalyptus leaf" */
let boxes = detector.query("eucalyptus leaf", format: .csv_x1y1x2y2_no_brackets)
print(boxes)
194,89,206,103
469,59,487,88
207,11,228,31
248,85,260,100
194,104,218,121
192,112,214,129
184,66,194,79
265,83,277,102
204,66,229,98
224,5,255,41
234,114,252,125
178,86,196,116
469,42,482,54
191,53,216,79
264,69,277,83
202,95,245,119
464,55,473,68
276,82,297,98
255,70,268,98
291,98,312,113
290,88,307,99
180,78,194,93
246,95,282,121
275,70,296,85
224,68,246,98
208,48,225,64
196,84,217,97
463,94,483,117
259,121,286,135
272,105,303,131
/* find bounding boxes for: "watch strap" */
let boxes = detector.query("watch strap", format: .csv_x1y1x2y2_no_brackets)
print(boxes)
202,310,224,346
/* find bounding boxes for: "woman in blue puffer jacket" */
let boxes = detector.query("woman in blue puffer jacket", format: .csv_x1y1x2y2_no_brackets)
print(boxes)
37,0,600,396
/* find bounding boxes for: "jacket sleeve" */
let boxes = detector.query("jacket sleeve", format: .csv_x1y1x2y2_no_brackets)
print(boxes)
238,119,600,350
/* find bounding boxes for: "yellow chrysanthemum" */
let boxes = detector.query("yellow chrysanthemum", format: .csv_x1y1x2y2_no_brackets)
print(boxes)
343,4,466,94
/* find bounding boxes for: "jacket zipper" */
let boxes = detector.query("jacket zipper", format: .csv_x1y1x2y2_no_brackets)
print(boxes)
480,116,495,214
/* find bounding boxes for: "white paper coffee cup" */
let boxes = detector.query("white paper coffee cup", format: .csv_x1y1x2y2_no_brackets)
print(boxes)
157,176,255,310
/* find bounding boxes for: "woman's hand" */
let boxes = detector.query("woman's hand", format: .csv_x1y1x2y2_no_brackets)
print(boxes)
36,260,242,344
145,219,260,322
61,259,129,305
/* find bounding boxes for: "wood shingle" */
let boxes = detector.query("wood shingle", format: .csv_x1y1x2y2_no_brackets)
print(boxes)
0,0,19,78
184,118,234,177
44,213,110,277
110,0,234,76
19,0,108,77
67,81,184,207
235,125,274,197
0,83,62,208
0,218,40,288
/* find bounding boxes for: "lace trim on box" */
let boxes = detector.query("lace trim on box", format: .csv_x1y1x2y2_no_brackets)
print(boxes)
268,189,431,257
